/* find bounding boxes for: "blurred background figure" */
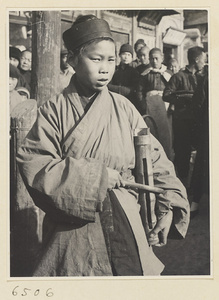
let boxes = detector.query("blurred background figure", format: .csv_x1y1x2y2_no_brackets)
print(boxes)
167,58,179,75
190,68,209,217
136,48,173,161
9,46,30,92
10,46,21,67
108,43,139,103
136,45,151,75
9,64,24,114
132,39,146,68
59,48,75,92
163,46,207,187
16,87,30,101
18,50,32,87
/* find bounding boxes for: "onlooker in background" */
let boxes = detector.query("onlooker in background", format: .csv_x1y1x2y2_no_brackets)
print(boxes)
190,68,209,217
166,58,180,145
18,50,32,87
163,46,206,186
10,46,21,68
136,45,151,75
167,58,179,75
108,43,139,103
9,64,24,115
9,47,30,92
59,48,75,92
136,48,173,161
132,39,146,68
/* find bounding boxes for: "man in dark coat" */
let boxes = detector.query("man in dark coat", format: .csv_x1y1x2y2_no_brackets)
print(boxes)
163,46,206,186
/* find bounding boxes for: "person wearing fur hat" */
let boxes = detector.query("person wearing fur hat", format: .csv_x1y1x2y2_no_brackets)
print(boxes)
17,15,189,277
108,43,140,103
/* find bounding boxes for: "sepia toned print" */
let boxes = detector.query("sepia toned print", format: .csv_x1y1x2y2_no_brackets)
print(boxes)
9,9,209,278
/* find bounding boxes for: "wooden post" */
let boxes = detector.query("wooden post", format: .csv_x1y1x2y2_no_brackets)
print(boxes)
10,100,43,277
31,11,61,106
10,11,62,277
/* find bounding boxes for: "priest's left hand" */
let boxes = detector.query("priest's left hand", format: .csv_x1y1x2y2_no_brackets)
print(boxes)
147,210,173,247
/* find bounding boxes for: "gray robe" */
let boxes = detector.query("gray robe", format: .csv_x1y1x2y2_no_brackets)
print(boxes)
17,77,189,276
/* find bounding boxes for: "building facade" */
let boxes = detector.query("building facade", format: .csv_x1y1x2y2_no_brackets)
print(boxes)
9,9,208,68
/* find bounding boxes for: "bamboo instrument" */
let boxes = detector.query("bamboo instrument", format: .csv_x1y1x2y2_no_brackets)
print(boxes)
134,128,157,235
124,180,163,194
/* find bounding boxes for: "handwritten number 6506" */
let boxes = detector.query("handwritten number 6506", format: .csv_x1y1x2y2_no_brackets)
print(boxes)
12,286,54,297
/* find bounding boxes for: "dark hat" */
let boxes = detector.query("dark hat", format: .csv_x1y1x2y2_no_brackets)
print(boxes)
134,39,146,51
135,39,145,45
119,44,133,56
10,64,21,79
63,15,113,51
10,47,21,61
61,47,68,55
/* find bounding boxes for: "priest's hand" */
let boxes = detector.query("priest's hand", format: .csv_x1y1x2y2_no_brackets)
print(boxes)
147,210,173,247
107,167,125,190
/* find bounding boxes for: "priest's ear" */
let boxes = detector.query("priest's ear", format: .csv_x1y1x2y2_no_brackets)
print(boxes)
68,50,79,69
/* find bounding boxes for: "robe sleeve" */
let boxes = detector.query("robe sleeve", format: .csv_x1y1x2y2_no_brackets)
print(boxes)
150,135,190,238
17,99,108,224
124,100,190,238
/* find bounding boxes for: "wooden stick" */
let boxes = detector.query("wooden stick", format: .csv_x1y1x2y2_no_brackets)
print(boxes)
124,180,164,194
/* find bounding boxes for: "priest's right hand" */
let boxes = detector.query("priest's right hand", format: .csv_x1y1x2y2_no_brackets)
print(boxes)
107,167,125,190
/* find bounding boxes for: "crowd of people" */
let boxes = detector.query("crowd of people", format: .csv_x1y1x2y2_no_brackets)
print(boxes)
9,45,75,114
107,40,208,217
10,14,209,276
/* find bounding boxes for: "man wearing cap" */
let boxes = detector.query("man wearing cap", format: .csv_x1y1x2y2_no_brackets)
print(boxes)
17,15,189,277
108,43,140,103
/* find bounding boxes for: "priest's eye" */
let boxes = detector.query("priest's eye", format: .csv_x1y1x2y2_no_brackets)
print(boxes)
109,58,115,62
91,58,101,62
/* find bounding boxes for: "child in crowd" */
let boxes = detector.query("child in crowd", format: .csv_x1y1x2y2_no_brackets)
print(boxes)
132,39,146,68
17,15,189,277
108,43,139,102
167,58,179,75
59,48,75,92
136,48,174,161
9,64,24,114
136,45,151,75
10,47,21,68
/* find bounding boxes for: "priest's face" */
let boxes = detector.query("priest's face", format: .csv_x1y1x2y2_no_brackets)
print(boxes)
72,39,116,97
